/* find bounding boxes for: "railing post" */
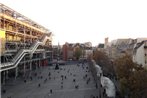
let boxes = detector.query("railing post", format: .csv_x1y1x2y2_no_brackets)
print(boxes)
6,70,9,79
15,66,18,79
29,61,32,77
2,71,6,85
23,63,26,77
39,60,40,68
29,56,32,71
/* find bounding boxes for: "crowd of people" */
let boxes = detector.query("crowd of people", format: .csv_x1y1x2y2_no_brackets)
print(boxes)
2,61,102,98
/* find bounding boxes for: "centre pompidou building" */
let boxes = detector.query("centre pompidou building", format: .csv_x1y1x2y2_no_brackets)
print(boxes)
0,3,53,84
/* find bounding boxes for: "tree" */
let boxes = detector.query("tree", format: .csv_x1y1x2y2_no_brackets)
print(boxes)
114,54,147,98
81,48,85,58
129,69,147,98
114,55,135,97
93,50,109,65
87,53,93,61
114,54,134,80
74,47,82,60
93,50,115,76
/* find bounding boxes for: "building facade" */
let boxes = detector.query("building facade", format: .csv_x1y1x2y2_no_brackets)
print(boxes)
62,43,74,61
62,42,93,61
0,3,52,83
133,41,147,69
104,37,147,69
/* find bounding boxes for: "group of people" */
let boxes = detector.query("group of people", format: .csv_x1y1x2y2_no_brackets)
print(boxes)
3,61,101,98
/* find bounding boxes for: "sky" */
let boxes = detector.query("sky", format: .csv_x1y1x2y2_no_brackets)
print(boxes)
1,0,147,46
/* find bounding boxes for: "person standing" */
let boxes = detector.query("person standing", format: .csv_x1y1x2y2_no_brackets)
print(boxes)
50,89,53,94
38,83,41,87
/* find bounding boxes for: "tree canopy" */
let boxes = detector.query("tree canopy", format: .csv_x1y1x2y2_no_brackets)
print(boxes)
93,50,115,76
114,54,147,98
74,47,82,60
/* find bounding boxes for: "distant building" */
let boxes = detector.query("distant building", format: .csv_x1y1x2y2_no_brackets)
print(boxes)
104,37,109,49
84,48,93,59
62,43,68,61
84,42,92,48
97,43,105,51
105,37,147,69
67,44,74,59
133,40,147,69
52,45,62,60
107,38,135,59
62,42,93,61
62,43,75,61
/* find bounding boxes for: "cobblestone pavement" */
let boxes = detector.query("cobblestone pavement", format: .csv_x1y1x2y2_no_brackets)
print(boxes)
2,63,100,98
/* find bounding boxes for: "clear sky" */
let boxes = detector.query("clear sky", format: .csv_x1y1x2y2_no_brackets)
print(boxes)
1,0,147,46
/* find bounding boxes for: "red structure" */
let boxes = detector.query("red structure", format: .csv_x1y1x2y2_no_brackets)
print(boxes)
62,42,75,61
62,43,68,61
41,59,48,66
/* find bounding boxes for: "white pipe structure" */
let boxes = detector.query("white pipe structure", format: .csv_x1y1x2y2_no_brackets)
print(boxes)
101,76,116,98
95,64,103,77
92,59,116,98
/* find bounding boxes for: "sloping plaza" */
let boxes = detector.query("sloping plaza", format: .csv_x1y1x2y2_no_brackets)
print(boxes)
2,62,100,98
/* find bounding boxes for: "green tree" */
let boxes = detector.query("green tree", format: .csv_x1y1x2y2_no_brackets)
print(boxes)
81,48,85,58
74,47,82,60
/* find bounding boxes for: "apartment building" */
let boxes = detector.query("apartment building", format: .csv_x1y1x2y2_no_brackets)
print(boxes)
107,38,135,59
62,42,93,61
105,37,147,69
133,40,147,69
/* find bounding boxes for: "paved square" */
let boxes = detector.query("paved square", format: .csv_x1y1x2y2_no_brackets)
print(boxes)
2,63,100,98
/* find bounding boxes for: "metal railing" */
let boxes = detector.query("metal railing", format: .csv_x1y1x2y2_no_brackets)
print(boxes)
0,34,51,72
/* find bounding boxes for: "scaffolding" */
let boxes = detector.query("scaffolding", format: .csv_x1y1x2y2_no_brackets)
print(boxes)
0,3,53,83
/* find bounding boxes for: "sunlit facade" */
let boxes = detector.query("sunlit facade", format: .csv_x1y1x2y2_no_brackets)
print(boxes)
0,3,52,83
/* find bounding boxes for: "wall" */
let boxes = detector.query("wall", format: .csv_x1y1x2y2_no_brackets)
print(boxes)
133,43,145,67
67,50,73,59
85,50,93,58
62,44,68,61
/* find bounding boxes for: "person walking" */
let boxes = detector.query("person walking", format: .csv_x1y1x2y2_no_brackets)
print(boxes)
24,79,27,83
50,89,52,94
61,85,63,89
38,83,41,87
48,72,51,76
73,79,76,82
30,77,32,81
2,89,6,94
44,78,47,83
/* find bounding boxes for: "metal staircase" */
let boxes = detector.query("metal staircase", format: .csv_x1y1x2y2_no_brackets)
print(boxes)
0,34,51,72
